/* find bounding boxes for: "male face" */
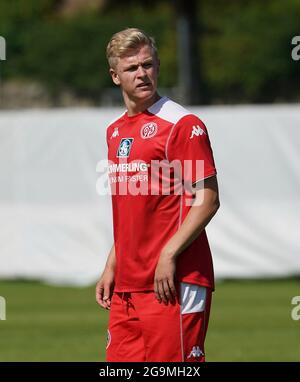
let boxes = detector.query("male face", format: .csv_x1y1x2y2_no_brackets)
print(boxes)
110,44,160,103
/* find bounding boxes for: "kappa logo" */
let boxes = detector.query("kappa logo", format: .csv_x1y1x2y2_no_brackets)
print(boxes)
110,127,119,139
190,125,206,139
140,122,158,139
117,138,134,158
187,346,205,359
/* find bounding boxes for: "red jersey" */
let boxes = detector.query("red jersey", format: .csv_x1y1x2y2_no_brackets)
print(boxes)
106,96,217,292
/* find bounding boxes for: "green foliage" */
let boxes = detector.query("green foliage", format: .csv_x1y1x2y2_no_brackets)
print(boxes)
0,1,176,101
202,0,300,102
0,0,299,104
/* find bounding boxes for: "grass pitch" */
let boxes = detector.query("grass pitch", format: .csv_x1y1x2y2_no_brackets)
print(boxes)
0,278,299,361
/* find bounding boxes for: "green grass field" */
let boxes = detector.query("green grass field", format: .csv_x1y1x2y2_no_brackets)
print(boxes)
0,278,299,361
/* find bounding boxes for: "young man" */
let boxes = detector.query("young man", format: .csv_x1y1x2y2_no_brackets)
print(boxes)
96,28,220,362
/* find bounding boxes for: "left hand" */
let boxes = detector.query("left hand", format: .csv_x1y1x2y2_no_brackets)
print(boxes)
154,253,177,305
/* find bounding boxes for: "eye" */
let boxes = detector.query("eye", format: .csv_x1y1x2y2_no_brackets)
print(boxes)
143,62,153,69
125,66,137,72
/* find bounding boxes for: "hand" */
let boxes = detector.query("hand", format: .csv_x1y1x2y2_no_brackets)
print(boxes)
154,253,177,305
96,267,115,310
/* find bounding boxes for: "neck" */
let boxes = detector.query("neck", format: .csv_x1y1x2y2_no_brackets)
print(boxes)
124,92,161,116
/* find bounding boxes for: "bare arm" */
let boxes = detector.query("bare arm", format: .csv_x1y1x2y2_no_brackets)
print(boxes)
96,244,116,310
154,175,220,304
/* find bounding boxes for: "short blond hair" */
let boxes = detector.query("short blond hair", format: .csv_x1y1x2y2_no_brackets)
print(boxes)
106,28,158,69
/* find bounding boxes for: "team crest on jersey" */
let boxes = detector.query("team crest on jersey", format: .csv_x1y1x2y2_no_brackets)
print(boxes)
117,138,134,158
140,122,158,139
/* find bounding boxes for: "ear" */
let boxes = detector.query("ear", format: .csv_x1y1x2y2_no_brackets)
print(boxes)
157,58,160,76
110,68,121,86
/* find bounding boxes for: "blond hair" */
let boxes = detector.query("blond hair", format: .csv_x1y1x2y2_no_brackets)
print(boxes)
106,28,158,69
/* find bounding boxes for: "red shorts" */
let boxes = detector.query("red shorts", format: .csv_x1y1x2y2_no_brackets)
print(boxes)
106,283,212,362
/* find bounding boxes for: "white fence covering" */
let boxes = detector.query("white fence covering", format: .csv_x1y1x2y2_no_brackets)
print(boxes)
0,104,299,285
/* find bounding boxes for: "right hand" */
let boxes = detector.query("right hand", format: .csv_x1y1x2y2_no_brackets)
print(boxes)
95,268,115,310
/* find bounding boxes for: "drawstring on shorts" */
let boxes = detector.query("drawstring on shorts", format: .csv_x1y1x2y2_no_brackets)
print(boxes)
121,292,132,315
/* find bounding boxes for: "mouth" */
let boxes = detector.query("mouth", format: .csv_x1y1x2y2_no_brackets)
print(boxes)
136,83,151,88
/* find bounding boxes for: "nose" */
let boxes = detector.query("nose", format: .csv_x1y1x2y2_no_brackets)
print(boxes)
136,64,147,78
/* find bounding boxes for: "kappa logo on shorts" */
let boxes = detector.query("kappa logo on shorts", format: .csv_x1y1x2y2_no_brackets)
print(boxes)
187,346,205,359
117,138,134,158
140,122,158,139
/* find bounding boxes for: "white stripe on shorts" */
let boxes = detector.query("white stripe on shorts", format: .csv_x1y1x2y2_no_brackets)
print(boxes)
180,283,207,315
